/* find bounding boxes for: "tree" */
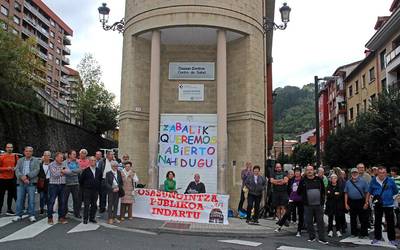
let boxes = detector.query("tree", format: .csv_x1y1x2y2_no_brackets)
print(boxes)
292,143,316,168
0,21,43,111
75,54,119,134
323,88,400,168
277,152,291,165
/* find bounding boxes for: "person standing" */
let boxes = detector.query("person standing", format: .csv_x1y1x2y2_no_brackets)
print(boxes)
13,146,40,222
79,156,102,224
77,149,90,170
95,151,103,168
358,163,371,184
63,150,82,219
325,174,345,238
98,151,114,213
368,166,399,246
120,161,135,220
0,143,18,215
297,165,328,245
245,165,266,224
47,152,70,225
275,167,304,237
390,167,400,228
270,163,289,220
318,167,328,188
38,151,52,214
238,162,252,213
184,173,206,194
105,161,123,224
344,168,369,238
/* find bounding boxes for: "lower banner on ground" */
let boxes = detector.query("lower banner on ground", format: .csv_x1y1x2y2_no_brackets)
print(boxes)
132,189,229,224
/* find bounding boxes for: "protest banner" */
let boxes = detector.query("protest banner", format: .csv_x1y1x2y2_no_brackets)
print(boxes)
158,114,217,193
132,189,229,224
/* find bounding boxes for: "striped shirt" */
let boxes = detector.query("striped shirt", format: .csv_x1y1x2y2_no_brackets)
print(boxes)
49,161,69,184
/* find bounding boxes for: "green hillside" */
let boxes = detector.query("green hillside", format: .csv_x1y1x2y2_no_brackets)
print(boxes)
273,84,315,140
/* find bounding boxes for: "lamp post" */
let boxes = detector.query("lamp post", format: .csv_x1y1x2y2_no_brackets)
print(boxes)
314,75,339,168
263,2,291,32
98,3,124,33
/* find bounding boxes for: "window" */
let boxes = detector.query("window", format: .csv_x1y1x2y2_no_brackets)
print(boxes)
55,69,60,77
50,31,54,38
355,80,359,94
49,42,54,49
370,94,376,102
46,76,52,83
1,5,8,16
356,104,360,116
380,49,386,70
53,91,58,98
45,87,51,94
55,58,60,65
348,85,353,97
1,22,6,30
48,53,53,60
14,1,21,12
349,108,354,120
363,99,367,112
13,15,20,25
12,28,18,35
47,64,53,72
56,47,61,54
50,19,55,27
369,67,376,82
362,74,366,88
57,37,61,43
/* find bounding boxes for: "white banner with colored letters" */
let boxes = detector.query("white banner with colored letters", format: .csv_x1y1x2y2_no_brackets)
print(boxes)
132,189,229,224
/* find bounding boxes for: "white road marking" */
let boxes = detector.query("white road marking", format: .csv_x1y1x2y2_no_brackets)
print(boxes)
340,234,396,249
218,239,262,247
0,216,55,243
67,222,99,233
0,215,28,228
277,246,316,250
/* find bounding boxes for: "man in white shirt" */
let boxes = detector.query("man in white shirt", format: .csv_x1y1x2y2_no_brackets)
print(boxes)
98,151,114,213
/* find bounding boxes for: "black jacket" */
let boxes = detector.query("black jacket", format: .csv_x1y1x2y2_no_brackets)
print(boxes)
245,175,267,196
297,176,325,206
79,167,102,190
325,182,345,215
37,161,52,192
105,170,123,193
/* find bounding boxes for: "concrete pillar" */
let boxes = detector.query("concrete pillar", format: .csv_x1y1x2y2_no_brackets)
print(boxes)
217,29,227,194
148,30,161,189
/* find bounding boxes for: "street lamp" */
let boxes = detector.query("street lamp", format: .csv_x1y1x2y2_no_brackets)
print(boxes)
314,75,339,168
98,3,124,33
263,2,292,32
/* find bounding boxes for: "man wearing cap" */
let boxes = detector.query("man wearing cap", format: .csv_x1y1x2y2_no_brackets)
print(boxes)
344,168,369,238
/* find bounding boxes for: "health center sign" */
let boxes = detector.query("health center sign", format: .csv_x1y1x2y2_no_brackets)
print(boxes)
158,114,217,194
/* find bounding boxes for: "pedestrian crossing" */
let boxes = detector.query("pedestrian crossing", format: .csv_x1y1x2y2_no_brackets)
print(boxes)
0,215,100,243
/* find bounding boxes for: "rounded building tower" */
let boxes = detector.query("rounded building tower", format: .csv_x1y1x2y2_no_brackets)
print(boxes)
119,0,272,207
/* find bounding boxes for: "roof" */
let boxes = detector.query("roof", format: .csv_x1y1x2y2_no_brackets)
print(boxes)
344,51,376,83
390,0,400,12
64,66,79,76
374,16,390,30
332,60,362,76
32,0,73,36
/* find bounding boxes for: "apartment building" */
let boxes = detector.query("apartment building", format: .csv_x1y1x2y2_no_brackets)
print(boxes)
0,0,74,122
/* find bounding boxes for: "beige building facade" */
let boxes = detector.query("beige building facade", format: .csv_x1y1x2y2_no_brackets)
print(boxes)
119,0,273,207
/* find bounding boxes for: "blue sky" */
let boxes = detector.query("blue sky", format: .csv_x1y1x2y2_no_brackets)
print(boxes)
44,0,394,101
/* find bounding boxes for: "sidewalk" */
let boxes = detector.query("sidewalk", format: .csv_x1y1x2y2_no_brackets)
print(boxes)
96,215,297,238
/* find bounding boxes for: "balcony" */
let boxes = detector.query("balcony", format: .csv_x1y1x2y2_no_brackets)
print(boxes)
36,37,48,49
21,26,35,37
338,102,346,115
63,46,71,55
386,45,400,68
63,35,71,45
36,50,47,61
62,56,70,65
23,1,50,26
60,76,69,85
61,66,69,75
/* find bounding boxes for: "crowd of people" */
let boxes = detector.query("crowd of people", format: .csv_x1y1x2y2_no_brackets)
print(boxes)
238,162,400,246
0,143,139,225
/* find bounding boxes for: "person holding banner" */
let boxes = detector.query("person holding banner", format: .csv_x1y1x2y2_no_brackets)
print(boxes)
164,171,176,193
184,173,206,194
245,165,266,224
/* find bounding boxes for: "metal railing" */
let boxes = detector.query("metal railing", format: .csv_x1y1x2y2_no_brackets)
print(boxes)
63,46,71,55
23,1,50,26
62,56,70,65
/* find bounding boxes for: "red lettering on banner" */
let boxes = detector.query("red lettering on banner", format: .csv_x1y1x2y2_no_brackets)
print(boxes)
211,194,218,202
151,208,201,219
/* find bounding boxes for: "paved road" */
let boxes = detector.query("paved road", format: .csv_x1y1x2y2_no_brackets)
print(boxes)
0,213,395,250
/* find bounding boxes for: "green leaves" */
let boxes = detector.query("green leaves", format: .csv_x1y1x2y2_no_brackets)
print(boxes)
292,143,316,168
74,54,119,135
324,88,400,168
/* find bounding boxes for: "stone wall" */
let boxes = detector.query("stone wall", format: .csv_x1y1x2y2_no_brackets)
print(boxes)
0,101,117,156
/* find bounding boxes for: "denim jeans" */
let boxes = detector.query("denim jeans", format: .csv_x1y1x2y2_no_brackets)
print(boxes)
16,184,36,217
47,184,66,219
40,191,48,210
